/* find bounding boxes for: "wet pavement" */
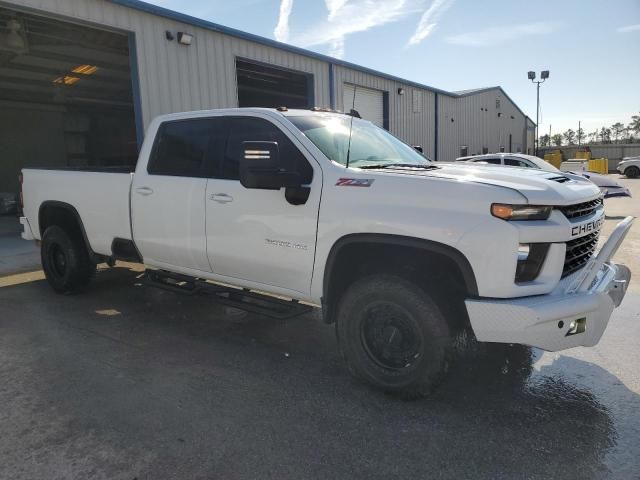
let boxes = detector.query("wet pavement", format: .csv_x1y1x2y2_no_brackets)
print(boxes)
1,266,638,480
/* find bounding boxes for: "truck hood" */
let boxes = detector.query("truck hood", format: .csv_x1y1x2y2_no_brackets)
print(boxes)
377,163,601,205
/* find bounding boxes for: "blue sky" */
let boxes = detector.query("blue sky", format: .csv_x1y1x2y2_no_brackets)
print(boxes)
149,0,640,136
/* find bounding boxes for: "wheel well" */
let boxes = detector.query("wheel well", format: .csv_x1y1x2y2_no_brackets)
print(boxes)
322,236,477,330
39,202,93,256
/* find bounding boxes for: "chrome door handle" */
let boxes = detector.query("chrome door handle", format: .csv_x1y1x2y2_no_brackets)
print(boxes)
135,186,154,196
209,193,233,203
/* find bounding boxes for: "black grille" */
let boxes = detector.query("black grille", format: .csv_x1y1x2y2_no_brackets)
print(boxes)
562,231,600,278
557,198,603,220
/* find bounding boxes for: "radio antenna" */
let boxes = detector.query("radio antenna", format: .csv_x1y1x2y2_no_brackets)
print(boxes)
345,85,357,168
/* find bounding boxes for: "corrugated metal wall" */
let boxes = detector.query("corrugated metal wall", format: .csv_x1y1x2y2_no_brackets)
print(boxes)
334,65,436,158
437,90,530,162
6,0,530,163
5,0,330,131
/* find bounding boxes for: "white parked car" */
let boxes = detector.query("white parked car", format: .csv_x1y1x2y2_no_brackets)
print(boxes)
456,153,631,198
19,109,633,397
617,156,640,178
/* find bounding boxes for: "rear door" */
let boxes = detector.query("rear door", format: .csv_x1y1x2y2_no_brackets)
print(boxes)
131,117,226,272
204,115,321,294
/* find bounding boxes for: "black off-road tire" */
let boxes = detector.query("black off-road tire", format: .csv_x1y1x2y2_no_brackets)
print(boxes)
41,225,96,294
624,166,639,179
336,274,452,399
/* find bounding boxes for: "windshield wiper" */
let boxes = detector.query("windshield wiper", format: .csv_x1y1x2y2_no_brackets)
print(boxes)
358,163,439,170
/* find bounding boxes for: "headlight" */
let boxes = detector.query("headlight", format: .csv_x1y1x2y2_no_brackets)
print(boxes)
491,203,552,221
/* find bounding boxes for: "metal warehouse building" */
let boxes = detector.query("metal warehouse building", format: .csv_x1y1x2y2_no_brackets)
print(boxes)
0,0,534,196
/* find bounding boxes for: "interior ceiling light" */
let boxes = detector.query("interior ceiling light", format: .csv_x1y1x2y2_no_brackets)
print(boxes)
53,76,80,85
72,64,98,75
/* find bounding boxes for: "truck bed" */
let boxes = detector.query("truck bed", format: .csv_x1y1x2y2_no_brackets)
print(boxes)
21,169,134,256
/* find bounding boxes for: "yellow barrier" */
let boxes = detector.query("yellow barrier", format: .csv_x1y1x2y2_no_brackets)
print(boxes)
575,151,592,160
587,158,608,174
544,152,563,169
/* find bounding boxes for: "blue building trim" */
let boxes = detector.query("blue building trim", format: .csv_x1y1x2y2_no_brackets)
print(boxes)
434,92,438,161
127,32,144,151
382,91,390,131
328,63,336,110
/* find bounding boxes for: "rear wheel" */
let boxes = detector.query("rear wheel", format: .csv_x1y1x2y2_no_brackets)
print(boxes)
625,166,639,179
41,225,96,294
336,274,452,398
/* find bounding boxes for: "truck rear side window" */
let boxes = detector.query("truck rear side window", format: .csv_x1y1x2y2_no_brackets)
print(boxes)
148,119,224,177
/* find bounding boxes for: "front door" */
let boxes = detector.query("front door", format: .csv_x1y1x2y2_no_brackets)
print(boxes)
205,115,321,295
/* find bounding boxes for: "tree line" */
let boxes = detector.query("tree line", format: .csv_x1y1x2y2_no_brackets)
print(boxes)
539,112,640,147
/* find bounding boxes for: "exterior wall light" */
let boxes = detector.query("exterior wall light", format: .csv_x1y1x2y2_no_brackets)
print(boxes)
177,32,193,45
397,88,405,95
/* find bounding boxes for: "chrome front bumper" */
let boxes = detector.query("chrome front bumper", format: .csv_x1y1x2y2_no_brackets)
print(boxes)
465,216,634,352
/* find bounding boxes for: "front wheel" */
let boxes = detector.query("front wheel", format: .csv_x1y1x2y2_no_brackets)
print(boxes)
41,225,96,294
625,166,639,178
336,274,452,398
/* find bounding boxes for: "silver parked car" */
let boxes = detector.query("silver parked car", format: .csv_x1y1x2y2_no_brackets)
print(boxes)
617,156,640,178
456,153,631,199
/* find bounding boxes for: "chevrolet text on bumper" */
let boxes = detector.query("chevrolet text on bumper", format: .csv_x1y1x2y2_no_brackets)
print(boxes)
17,107,635,398
467,216,633,351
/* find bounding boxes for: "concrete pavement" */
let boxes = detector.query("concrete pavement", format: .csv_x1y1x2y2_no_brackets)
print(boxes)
0,266,638,480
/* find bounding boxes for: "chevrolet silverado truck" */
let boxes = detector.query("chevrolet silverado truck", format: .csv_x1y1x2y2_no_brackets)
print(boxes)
19,108,634,397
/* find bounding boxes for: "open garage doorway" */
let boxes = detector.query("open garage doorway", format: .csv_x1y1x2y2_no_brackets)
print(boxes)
236,58,313,109
0,6,139,204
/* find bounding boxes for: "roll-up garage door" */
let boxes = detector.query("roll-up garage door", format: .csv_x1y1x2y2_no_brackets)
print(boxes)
343,84,384,128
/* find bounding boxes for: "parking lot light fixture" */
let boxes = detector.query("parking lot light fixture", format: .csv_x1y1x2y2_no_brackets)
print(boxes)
528,70,550,156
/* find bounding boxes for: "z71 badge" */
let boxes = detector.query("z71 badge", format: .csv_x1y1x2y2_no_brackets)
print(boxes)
336,178,374,187
571,217,604,237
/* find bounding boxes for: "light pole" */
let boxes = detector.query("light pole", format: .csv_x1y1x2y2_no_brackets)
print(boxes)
528,70,549,156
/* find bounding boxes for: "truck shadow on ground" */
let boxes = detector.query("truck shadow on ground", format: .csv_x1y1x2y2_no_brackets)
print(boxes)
1,265,638,479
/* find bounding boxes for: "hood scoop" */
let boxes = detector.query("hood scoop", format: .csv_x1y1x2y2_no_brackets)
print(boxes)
546,175,571,183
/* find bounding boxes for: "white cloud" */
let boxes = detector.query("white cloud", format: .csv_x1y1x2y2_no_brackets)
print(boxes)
329,36,346,58
617,24,640,33
407,0,454,46
286,0,425,59
446,21,562,47
274,0,294,42
325,0,349,20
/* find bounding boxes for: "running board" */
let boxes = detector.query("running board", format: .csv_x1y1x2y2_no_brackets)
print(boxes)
144,270,313,319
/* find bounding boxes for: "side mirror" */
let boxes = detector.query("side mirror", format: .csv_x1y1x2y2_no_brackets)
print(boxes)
413,145,423,154
239,141,301,190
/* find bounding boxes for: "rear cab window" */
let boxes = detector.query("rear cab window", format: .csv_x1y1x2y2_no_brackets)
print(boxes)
148,118,225,177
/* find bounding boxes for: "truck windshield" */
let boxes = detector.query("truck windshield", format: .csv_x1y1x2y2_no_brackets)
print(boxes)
287,115,432,168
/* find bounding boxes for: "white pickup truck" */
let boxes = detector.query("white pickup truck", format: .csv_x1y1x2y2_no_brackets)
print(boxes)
20,108,633,397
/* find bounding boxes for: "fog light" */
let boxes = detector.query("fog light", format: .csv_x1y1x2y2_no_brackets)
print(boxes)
515,243,550,283
565,317,586,336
